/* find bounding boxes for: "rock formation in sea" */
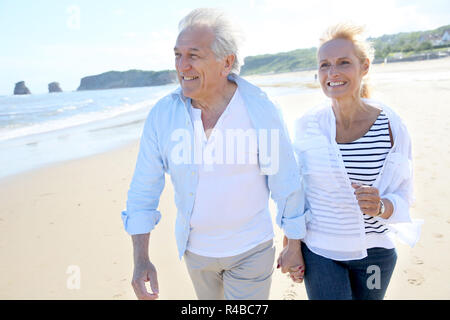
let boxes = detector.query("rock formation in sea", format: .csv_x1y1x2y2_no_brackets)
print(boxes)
14,81,31,95
48,82,63,93
77,69,177,91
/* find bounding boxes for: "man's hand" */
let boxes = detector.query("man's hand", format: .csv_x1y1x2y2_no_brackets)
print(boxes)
131,259,159,300
131,233,159,300
277,238,305,283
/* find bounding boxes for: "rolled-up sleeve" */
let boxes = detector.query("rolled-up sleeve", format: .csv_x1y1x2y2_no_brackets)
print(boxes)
276,180,307,240
382,122,415,224
121,109,165,235
383,188,413,224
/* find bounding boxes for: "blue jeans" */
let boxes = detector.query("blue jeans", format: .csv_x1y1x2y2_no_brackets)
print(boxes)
301,242,397,300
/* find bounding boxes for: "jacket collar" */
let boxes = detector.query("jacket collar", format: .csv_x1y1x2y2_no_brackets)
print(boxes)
169,73,262,105
322,98,401,147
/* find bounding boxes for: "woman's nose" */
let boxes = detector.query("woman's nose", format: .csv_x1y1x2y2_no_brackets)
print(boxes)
328,64,339,77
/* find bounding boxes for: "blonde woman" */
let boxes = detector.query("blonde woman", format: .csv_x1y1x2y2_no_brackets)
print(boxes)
279,24,421,299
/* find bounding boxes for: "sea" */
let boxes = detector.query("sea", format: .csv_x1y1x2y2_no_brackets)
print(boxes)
0,77,314,180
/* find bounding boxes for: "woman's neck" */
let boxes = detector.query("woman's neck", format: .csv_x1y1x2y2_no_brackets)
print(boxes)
331,96,369,129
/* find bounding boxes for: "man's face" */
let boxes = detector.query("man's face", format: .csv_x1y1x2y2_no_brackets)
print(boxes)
174,25,226,102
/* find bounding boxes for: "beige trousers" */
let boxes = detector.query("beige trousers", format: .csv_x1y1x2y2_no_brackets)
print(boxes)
183,239,275,300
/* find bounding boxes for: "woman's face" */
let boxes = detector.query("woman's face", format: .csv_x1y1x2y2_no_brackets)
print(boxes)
317,38,369,100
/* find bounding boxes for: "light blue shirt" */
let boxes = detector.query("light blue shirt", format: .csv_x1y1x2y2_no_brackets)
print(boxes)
121,74,306,259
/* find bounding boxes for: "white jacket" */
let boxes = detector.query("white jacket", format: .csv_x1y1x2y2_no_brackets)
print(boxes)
294,98,422,260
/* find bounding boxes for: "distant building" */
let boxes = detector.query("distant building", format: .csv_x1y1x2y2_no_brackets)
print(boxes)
442,30,450,43
419,33,443,46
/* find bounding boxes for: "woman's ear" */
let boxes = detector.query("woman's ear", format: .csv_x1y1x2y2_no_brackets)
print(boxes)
361,58,370,76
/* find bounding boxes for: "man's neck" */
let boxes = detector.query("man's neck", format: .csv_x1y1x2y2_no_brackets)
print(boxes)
192,80,237,115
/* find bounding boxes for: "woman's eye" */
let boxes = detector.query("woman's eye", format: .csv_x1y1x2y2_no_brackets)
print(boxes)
320,63,329,68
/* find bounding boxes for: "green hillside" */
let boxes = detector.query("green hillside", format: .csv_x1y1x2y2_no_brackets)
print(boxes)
240,47,317,76
240,24,450,76
370,24,450,59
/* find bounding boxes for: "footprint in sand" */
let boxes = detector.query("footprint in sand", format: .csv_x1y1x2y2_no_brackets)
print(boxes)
282,283,298,300
433,233,443,239
403,269,425,286
39,193,55,197
412,256,424,265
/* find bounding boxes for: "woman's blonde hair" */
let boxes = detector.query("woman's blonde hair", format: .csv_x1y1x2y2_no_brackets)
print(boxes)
318,23,375,98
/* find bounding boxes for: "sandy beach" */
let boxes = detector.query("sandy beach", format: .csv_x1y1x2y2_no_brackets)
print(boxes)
0,57,449,300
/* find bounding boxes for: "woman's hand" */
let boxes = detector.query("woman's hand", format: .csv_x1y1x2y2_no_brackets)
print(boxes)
352,183,394,219
351,183,381,217
277,237,305,283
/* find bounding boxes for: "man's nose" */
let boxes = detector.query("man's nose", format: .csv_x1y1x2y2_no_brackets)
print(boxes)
176,56,191,72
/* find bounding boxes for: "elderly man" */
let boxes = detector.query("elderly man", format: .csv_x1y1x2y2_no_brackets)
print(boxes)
121,8,306,300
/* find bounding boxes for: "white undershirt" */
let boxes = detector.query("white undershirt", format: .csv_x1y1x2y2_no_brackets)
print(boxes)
186,88,274,257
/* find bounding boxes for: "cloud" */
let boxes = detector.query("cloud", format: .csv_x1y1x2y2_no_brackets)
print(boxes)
112,8,125,16
122,32,137,39
237,0,448,57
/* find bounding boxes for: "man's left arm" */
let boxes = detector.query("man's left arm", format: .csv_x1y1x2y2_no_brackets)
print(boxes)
270,102,307,278
270,102,307,240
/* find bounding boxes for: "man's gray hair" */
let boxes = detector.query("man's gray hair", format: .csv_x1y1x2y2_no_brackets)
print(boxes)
178,8,242,75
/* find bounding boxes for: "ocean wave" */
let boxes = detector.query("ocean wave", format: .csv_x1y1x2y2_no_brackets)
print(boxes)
0,98,157,142
56,105,78,113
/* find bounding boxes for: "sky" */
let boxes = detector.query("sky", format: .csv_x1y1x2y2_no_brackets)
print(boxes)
1,0,449,95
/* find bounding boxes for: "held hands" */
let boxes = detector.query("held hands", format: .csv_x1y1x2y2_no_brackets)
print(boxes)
351,183,381,217
277,237,305,283
131,259,159,300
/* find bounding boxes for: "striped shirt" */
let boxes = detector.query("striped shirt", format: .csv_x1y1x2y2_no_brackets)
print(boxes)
295,100,418,260
338,111,392,235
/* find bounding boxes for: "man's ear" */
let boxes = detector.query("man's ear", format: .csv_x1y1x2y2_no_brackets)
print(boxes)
221,54,236,76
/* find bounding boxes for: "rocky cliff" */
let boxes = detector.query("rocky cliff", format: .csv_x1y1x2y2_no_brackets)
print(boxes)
14,81,31,95
48,82,63,93
77,69,177,91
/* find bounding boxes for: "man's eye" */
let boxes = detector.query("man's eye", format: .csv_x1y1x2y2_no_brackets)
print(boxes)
341,60,350,64
320,63,329,68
